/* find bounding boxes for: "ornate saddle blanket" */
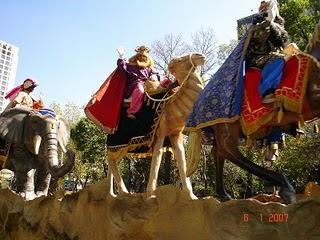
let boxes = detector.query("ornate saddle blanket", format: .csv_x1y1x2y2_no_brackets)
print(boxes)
186,32,251,133
38,108,56,118
186,26,314,139
241,53,310,136
106,91,169,157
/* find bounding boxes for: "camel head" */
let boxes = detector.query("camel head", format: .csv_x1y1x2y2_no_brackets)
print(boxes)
306,20,320,61
168,53,205,84
304,20,320,115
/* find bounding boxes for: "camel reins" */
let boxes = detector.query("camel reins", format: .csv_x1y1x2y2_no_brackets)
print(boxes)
144,53,197,103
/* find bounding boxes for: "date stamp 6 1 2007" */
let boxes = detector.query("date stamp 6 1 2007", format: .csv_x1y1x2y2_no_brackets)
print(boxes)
242,213,289,223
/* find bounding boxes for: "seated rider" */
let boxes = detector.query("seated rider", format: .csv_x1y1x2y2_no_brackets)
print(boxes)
117,45,170,119
246,0,289,104
4,78,44,111
247,0,304,135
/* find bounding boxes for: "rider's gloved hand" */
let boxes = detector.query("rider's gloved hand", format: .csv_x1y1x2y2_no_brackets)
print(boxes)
117,46,125,59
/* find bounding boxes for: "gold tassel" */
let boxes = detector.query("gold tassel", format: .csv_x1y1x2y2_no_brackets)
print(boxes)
246,136,253,148
299,115,305,127
277,105,284,123
186,131,202,177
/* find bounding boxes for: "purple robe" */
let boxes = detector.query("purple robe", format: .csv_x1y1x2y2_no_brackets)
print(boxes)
117,59,159,98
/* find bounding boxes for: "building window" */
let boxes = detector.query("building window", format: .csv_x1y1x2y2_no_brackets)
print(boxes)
0,60,4,64
0,65,2,69
5,61,10,65
1,86,5,90
3,71,8,75
3,76,7,80
4,66,8,70
6,56,10,61
7,52,11,56
1,50,5,54
1,55,5,59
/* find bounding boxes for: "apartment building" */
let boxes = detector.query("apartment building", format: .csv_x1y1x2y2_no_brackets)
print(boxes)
0,40,19,112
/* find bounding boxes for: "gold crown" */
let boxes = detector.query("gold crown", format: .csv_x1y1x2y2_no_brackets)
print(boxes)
135,45,150,54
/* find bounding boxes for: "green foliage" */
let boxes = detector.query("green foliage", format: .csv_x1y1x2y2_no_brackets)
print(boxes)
71,118,106,164
118,157,152,193
70,117,107,186
274,134,320,193
49,101,83,126
280,0,320,49
190,145,265,199
217,40,238,66
189,127,320,199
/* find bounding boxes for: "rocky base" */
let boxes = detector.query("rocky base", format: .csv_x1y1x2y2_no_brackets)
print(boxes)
0,181,320,240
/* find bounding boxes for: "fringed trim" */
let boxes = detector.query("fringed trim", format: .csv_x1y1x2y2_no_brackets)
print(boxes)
107,138,152,152
275,54,311,114
184,116,240,132
186,131,202,177
148,97,167,148
126,152,153,158
84,107,117,134
107,93,167,156
240,110,275,136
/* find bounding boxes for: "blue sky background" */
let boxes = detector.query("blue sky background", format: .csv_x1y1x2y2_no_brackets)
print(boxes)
1,0,260,107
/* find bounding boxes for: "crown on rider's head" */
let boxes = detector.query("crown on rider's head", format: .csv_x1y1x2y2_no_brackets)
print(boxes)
135,45,150,54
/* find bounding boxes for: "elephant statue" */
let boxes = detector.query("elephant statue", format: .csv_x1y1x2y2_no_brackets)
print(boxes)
0,107,75,200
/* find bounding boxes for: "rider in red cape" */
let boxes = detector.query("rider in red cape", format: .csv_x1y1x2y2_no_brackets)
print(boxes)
85,45,169,134
85,69,126,134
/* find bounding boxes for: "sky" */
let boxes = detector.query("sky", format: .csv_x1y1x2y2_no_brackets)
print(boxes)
1,0,260,107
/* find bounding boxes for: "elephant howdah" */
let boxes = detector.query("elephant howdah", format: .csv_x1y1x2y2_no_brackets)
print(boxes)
0,107,75,200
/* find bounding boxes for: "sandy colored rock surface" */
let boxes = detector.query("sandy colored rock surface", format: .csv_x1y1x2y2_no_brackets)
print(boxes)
0,180,320,240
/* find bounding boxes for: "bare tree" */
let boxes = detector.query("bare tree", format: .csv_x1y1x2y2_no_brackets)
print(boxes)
187,28,219,79
217,39,238,65
151,33,188,74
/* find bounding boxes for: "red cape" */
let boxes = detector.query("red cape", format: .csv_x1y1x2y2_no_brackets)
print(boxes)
84,68,126,134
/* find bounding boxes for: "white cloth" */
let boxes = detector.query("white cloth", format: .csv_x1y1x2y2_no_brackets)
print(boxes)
4,91,35,111
266,0,279,22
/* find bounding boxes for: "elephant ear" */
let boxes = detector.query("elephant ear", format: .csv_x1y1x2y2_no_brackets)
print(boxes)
56,115,70,153
0,107,32,143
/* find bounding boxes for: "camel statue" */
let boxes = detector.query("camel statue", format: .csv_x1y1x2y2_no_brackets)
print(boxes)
187,20,320,204
106,53,205,199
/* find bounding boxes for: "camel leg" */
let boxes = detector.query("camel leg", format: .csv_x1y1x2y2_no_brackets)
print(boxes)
146,136,165,198
213,123,296,204
212,146,232,201
105,162,115,197
107,159,128,195
170,134,197,200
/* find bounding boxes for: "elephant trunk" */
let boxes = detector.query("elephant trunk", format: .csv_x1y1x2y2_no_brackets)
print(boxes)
46,135,75,178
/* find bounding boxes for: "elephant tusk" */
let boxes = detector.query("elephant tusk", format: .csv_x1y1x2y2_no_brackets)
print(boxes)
59,143,67,153
33,135,42,155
